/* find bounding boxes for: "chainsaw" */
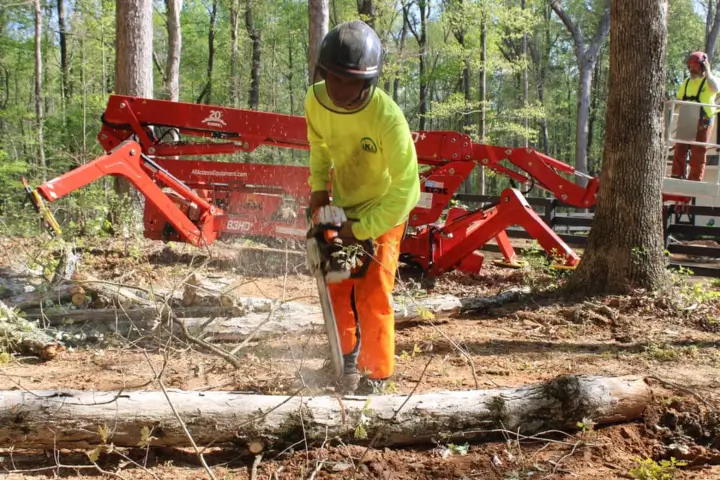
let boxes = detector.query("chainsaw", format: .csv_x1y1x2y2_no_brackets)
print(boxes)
305,208,374,381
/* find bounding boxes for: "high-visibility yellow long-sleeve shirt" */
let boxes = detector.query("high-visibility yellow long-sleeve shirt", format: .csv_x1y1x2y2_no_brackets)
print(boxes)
305,82,420,241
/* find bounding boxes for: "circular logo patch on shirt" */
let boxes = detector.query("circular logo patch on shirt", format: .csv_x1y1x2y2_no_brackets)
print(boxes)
360,137,378,154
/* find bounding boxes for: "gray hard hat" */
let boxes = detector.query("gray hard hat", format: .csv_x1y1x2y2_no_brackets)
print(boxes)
317,20,384,81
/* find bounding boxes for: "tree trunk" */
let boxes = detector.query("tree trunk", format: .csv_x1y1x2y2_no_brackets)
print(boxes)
392,4,408,104
196,0,218,105
448,0,472,192
0,375,651,449
575,65,593,186
308,0,329,85
417,0,429,130
521,0,529,149
245,0,261,110
587,53,603,176
288,42,295,114
706,0,720,59
550,0,610,185
478,10,487,194
114,0,154,196
531,2,552,156
565,0,669,295
57,0,69,102
230,1,241,107
34,0,45,181
165,0,182,102
357,0,375,28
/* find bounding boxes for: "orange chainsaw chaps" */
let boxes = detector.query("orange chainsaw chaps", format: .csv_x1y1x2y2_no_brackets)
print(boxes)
327,222,406,380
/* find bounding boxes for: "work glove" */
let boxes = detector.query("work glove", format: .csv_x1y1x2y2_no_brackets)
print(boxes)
316,205,347,226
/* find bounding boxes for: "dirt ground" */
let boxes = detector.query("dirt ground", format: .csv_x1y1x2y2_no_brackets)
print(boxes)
1,236,720,479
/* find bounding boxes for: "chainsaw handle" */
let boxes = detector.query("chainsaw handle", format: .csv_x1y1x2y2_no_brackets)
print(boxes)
311,223,375,279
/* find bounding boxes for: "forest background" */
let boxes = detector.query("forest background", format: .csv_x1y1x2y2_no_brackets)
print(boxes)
0,0,713,237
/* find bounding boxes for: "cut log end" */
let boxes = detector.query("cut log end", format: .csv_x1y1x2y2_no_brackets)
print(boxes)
247,440,265,454
71,292,86,306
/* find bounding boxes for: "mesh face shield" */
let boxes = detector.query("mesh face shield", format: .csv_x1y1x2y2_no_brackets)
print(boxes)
311,72,377,114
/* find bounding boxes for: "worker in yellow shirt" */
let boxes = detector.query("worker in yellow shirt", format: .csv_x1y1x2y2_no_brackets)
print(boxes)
671,51,719,181
305,20,420,394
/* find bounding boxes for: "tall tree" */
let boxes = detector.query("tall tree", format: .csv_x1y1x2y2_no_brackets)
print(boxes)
550,0,610,186
196,0,218,104
246,0,262,109
308,0,329,85
230,0,241,107
529,2,553,155
358,0,376,28
34,0,46,181
57,0,69,102
478,4,487,194
705,0,720,58
115,0,154,195
392,4,409,104
565,0,669,295
407,0,429,130
165,0,182,102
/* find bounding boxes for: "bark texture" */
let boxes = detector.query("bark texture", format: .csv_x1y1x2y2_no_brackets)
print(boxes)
0,375,651,449
245,0,261,109
165,0,182,102
566,0,669,294
114,0,153,196
34,0,45,181
308,0,329,84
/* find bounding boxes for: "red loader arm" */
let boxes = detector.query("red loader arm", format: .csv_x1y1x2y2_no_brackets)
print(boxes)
32,140,221,247
411,130,599,209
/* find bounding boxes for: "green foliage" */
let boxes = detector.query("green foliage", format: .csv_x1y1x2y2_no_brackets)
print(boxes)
0,0,711,237
628,457,687,480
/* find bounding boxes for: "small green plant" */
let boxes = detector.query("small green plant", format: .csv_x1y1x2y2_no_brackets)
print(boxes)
576,417,596,436
400,343,423,360
628,457,687,479
354,398,373,440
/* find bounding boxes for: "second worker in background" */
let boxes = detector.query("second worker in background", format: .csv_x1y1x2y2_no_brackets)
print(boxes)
305,20,421,394
672,51,720,181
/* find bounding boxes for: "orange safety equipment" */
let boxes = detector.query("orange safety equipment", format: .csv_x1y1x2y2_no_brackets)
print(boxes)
327,222,406,380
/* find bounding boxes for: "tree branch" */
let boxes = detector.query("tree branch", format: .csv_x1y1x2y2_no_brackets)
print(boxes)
585,1,611,62
152,52,167,83
550,0,583,51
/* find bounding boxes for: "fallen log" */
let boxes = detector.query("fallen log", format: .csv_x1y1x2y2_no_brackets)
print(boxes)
0,375,651,450
180,273,235,308
0,301,64,360
5,282,85,310
24,305,246,326
20,289,530,342
459,286,532,314
72,275,155,309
